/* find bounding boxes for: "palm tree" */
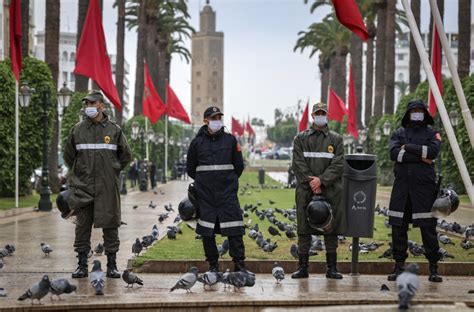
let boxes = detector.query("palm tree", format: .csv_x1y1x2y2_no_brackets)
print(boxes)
373,0,387,117
409,0,421,93
383,0,396,115
115,0,125,125
45,0,60,193
75,0,90,92
458,0,471,78
21,0,29,56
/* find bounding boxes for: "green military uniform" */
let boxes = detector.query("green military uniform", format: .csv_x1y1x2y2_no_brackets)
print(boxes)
64,92,132,258
291,102,345,279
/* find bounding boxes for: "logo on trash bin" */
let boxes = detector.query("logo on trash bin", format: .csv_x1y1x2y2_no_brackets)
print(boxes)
352,190,367,210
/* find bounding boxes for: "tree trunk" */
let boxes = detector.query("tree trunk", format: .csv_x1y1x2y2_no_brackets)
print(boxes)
350,33,363,128
383,0,396,115
364,21,376,126
458,0,471,78
45,0,60,193
134,0,147,115
115,0,125,126
329,54,337,97
428,0,444,60
333,49,347,104
319,57,329,103
157,35,169,102
373,1,387,117
75,0,90,92
21,0,29,56
409,0,421,93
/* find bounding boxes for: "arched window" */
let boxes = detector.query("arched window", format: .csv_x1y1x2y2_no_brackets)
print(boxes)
70,52,75,62
62,51,68,62
398,73,404,82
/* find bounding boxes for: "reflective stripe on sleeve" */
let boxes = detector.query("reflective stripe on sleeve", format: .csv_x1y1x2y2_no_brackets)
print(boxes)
397,149,405,163
422,145,428,159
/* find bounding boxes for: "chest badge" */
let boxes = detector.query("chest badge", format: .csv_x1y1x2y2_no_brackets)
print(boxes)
104,136,111,144
328,145,334,153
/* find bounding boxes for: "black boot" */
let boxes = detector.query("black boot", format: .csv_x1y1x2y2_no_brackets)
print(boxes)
325,253,343,279
387,262,405,281
428,263,443,282
291,254,309,279
233,259,255,275
208,259,219,272
72,252,88,278
106,253,121,278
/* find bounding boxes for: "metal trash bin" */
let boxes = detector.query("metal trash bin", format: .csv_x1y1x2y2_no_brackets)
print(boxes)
138,161,148,192
258,168,265,185
343,154,377,275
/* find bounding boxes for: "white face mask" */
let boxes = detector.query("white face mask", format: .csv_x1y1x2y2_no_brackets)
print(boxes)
85,107,99,119
410,112,424,122
314,116,328,127
208,120,223,132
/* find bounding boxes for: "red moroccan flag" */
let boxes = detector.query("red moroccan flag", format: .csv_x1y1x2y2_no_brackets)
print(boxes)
328,88,347,123
246,120,255,136
166,85,191,124
231,117,245,136
332,0,369,41
428,25,443,117
143,63,166,124
9,0,22,81
74,0,121,110
298,102,309,132
347,64,359,139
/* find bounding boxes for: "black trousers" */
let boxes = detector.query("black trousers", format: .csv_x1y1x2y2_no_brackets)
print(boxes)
74,205,120,255
392,195,441,263
297,234,338,254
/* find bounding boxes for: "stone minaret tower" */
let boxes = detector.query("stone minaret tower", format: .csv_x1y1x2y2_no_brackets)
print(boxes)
191,0,224,124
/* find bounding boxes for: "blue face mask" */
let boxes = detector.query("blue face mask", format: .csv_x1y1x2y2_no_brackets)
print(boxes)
410,112,424,122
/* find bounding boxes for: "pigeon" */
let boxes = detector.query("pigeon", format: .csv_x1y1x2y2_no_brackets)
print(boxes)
165,204,175,212
248,229,258,240
173,216,181,223
0,259,3,269
153,190,158,195
272,262,285,284
90,260,106,296
408,242,425,257
18,274,51,304
437,233,455,245
195,234,202,240
461,239,473,250
438,247,455,260
170,267,199,292
167,229,177,240
87,249,94,259
132,238,143,256
158,215,165,223
159,190,165,195
227,271,249,291
4,244,15,255
380,284,390,292
122,269,144,288
151,225,159,239
269,200,276,205
49,278,77,300
397,263,420,310
379,243,393,259
268,226,281,236
167,225,182,234
141,235,154,249
0,287,7,297
94,243,104,256
40,243,53,256
290,244,299,259
0,248,9,259
133,205,138,209
197,271,223,290
217,239,229,256
149,201,156,209
263,242,278,252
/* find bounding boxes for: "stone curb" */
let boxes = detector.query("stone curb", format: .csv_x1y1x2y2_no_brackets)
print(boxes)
130,259,474,275
0,206,35,219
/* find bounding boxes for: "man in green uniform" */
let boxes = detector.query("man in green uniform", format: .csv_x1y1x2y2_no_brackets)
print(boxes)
64,90,132,279
291,102,345,279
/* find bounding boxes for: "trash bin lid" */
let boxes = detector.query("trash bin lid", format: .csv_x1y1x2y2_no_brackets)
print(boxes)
345,154,376,161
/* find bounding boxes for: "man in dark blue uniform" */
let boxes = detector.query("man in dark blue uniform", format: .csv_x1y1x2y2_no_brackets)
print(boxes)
388,99,443,282
186,106,248,273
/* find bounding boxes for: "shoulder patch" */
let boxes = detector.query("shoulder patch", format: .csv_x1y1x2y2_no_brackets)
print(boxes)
236,142,241,152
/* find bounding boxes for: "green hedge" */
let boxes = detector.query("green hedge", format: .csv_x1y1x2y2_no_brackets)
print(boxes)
0,58,56,196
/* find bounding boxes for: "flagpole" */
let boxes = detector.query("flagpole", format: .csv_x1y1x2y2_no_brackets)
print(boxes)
15,80,19,208
145,117,149,160
164,115,168,184
402,0,474,207
428,0,474,148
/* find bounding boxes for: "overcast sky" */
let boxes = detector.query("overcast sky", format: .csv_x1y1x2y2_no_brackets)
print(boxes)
34,0,473,126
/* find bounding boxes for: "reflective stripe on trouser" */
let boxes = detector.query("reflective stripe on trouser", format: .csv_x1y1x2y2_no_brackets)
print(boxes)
196,164,234,172
74,205,120,254
198,219,244,229
297,234,338,255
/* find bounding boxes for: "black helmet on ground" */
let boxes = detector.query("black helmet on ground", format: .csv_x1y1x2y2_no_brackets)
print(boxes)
431,188,460,217
56,189,73,219
306,195,333,233
178,198,196,221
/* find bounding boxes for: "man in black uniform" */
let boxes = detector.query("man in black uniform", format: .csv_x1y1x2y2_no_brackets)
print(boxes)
388,99,442,282
186,106,249,273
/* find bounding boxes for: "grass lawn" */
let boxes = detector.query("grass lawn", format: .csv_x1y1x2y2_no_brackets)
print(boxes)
133,173,474,266
0,192,58,211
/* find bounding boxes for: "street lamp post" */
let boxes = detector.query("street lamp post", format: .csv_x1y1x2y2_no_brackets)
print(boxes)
57,82,73,150
38,87,53,211
383,121,391,136
374,128,382,142
140,128,145,160
359,129,368,153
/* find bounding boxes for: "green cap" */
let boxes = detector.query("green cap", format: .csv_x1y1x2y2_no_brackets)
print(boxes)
82,90,104,103
312,102,328,114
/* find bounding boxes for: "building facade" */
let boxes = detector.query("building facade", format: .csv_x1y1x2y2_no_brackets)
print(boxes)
191,1,224,124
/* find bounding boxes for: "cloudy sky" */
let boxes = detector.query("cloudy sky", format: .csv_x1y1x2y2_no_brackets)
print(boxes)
34,0,473,126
